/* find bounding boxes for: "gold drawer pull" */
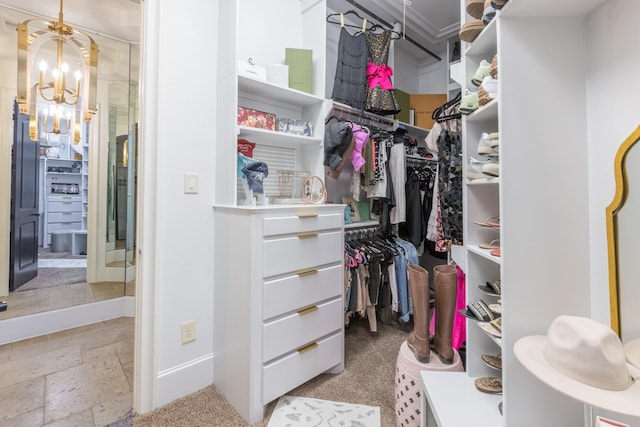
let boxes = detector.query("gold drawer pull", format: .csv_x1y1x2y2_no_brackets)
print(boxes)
297,232,318,239
297,305,318,316
298,213,318,218
296,342,318,354
297,269,318,277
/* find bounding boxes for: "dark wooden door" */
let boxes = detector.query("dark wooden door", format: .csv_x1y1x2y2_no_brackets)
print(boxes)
9,101,39,291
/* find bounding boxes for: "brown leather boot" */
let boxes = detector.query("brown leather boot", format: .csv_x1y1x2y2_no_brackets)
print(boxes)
431,264,457,364
407,264,430,363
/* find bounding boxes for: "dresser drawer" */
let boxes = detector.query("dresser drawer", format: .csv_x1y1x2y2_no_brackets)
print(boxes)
263,264,342,320
48,212,82,223
262,231,342,278
263,298,342,362
263,212,342,237
48,221,83,232
48,201,82,213
48,195,82,203
262,332,342,405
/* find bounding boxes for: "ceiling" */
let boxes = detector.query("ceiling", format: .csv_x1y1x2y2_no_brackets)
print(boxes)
0,0,459,71
327,0,461,63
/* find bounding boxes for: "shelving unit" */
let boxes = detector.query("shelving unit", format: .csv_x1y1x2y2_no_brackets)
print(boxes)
41,157,83,248
213,0,345,424
425,0,604,425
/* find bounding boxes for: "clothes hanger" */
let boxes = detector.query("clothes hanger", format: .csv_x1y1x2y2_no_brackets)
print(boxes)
326,10,370,33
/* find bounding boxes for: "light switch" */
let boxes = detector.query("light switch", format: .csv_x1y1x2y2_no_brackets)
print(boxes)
184,173,199,194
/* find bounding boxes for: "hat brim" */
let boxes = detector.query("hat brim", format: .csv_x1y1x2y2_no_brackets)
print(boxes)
625,338,640,369
514,336,640,417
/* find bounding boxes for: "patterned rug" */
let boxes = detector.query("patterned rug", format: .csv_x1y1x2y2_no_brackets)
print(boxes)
267,396,380,427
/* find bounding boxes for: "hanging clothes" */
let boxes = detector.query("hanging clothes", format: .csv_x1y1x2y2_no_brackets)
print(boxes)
400,161,435,249
331,27,369,110
364,30,400,115
436,130,463,248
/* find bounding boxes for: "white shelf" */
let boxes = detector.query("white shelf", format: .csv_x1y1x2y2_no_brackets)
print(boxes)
237,125,322,149
238,74,324,107
421,371,502,427
464,17,498,58
467,245,502,264
466,99,499,122
502,0,608,17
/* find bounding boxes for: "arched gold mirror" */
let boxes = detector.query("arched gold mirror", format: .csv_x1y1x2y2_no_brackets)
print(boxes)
606,124,640,341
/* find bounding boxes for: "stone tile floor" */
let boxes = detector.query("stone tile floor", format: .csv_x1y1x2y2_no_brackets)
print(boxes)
0,317,134,427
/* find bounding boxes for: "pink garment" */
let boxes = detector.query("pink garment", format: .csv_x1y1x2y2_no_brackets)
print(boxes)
348,124,369,171
429,265,467,350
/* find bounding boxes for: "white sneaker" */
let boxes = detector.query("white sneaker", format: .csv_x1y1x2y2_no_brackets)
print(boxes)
480,75,499,99
477,132,499,156
471,60,492,87
468,157,498,180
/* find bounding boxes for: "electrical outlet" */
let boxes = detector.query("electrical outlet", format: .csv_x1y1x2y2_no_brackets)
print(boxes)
181,320,196,344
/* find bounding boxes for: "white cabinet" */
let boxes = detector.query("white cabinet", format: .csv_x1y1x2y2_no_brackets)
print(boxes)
213,206,344,423
41,158,84,247
425,0,602,425
213,1,344,424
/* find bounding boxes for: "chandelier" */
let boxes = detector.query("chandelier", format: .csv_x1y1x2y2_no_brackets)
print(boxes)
16,0,98,144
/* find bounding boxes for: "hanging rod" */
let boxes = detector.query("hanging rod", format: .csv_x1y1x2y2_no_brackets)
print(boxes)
328,102,398,132
342,0,442,62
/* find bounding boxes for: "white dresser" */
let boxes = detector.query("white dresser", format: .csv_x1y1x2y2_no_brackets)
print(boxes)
213,204,345,423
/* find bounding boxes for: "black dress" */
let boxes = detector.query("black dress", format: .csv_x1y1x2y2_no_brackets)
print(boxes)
331,27,369,110
364,30,400,115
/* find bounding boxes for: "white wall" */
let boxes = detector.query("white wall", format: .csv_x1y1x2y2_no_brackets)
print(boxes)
417,54,449,94
586,0,640,327
135,0,218,412
0,59,16,298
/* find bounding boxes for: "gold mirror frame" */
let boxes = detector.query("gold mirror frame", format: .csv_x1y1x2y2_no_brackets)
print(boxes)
606,124,640,337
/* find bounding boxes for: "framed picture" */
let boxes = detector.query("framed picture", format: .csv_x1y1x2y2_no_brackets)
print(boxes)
342,196,361,222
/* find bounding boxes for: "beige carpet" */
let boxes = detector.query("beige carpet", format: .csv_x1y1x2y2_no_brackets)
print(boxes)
133,316,411,427
17,267,87,291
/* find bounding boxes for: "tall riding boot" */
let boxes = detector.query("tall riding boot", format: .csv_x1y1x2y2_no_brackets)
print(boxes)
431,264,457,364
407,264,430,363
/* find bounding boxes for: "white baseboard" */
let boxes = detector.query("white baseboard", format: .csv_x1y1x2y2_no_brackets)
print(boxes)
154,353,215,409
0,296,135,345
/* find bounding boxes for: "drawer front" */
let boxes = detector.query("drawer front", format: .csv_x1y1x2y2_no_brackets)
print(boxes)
48,221,82,232
263,264,342,320
48,195,82,203
263,298,342,362
48,201,82,213
262,231,342,278
263,212,342,237
262,332,342,405
48,212,82,223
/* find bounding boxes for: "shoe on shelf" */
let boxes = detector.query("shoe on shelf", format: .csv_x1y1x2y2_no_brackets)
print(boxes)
459,20,484,43
491,0,509,9
490,53,498,79
482,0,497,25
479,239,500,250
482,161,499,177
475,376,502,394
467,157,496,180
471,60,492,87
466,0,484,19
482,354,502,370
478,75,498,105
459,89,479,115
459,299,497,322
473,215,500,227
488,131,500,148
477,132,499,156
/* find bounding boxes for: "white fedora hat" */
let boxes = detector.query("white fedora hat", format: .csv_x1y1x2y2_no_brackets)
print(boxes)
514,315,640,416
626,338,640,369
